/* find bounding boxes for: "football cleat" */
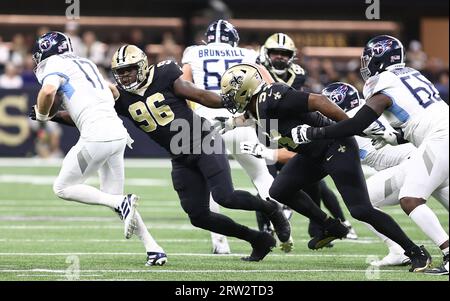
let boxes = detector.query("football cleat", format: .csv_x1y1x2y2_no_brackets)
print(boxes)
308,218,349,250
405,245,432,272
241,232,276,262
266,199,291,243
343,220,358,240
424,253,449,276
370,252,411,267
146,252,168,266
212,236,231,254
116,194,138,239
279,236,294,253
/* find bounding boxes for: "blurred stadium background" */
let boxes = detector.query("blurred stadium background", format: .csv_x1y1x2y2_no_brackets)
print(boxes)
0,0,448,281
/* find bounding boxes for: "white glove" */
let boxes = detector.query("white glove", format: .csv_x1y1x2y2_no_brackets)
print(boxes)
126,134,134,149
211,117,236,135
240,141,276,161
291,124,311,145
370,128,400,149
34,105,50,122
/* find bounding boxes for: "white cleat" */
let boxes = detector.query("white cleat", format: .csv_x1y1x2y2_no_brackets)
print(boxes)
212,236,231,254
343,220,358,240
370,252,411,267
117,194,138,239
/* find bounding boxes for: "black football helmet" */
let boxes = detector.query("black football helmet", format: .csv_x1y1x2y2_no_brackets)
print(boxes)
205,19,239,47
32,31,73,65
322,82,362,112
360,35,405,81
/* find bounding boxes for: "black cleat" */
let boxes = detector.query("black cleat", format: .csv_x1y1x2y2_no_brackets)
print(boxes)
424,253,448,275
308,218,348,250
405,245,432,272
266,199,291,243
241,232,276,262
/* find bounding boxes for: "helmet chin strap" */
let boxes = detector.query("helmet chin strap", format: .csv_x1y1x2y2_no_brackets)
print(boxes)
272,68,287,76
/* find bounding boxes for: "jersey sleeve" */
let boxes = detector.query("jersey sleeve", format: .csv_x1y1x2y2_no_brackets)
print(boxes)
35,55,68,87
268,84,309,117
363,71,397,99
156,60,183,85
181,46,196,65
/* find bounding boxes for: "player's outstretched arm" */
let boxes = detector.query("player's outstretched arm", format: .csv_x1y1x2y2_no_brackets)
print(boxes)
308,93,349,122
306,93,392,140
173,77,223,108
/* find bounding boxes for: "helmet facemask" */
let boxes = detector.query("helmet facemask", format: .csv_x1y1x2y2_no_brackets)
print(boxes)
266,49,294,75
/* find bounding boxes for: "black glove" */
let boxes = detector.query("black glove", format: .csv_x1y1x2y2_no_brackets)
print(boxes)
29,106,36,120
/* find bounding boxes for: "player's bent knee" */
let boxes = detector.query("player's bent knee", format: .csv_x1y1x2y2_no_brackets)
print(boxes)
52,182,68,200
348,205,373,222
188,212,210,229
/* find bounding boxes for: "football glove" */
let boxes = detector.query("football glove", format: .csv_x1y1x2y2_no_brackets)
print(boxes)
211,116,236,135
291,124,311,145
240,141,276,161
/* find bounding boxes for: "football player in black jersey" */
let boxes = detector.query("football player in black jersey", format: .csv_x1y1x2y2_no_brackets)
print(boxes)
109,45,294,262
255,33,357,242
41,45,291,262
259,33,306,90
220,63,431,271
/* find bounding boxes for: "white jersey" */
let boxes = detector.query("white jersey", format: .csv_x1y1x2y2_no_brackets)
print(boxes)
182,42,258,121
36,54,128,142
347,106,416,171
363,67,449,147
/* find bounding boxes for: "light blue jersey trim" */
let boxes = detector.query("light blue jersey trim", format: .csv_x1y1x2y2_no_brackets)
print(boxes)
41,72,74,100
381,91,410,123
359,148,368,160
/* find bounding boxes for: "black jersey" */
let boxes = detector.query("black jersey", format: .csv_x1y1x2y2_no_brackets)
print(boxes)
267,63,306,90
114,60,210,158
255,83,333,158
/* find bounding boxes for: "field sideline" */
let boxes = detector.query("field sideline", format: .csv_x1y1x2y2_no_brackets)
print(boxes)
0,158,447,281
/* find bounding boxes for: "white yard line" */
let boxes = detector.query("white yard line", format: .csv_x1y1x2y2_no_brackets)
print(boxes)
0,252,442,257
0,268,405,273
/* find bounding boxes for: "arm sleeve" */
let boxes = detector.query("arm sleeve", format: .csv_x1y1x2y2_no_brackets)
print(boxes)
308,105,380,140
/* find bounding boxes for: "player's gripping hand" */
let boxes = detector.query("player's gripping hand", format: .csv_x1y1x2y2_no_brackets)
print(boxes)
291,124,311,145
29,106,37,120
211,116,236,135
240,141,276,161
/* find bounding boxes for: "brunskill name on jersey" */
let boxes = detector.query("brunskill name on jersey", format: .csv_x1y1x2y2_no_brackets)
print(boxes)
114,60,210,157
255,83,333,157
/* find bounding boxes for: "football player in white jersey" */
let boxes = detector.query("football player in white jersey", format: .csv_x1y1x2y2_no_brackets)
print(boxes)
31,32,167,266
182,20,290,254
292,35,449,275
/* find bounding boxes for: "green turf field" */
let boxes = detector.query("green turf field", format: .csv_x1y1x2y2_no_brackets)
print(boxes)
0,159,448,281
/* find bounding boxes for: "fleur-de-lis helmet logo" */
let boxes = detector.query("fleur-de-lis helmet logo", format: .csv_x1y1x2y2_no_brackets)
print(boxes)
229,73,244,89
